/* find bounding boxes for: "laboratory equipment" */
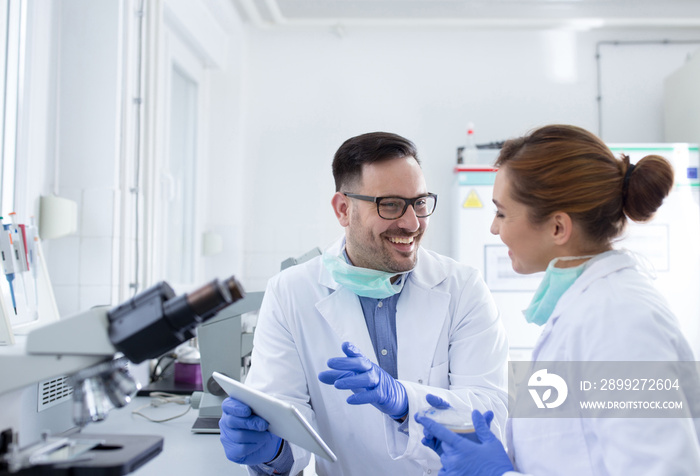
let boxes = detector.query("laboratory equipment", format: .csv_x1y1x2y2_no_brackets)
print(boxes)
7,214,29,273
456,146,465,165
0,274,246,474
279,247,322,271
0,220,18,315
464,123,478,164
190,290,263,433
417,406,475,435
26,217,39,307
173,343,203,387
7,214,30,309
190,247,320,434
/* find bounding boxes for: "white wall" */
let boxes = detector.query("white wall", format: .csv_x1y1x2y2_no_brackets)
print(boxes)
238,25,700,290
201,9,247,285
42,0,124,316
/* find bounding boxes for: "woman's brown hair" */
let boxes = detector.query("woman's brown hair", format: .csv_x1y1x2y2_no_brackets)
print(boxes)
494,124,674,246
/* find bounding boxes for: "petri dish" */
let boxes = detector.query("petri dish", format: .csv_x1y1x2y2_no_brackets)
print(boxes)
418,406,474,434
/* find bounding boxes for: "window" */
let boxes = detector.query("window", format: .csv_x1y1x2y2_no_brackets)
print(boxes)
0,0,25,216
164,66,197,284
149,28,206,292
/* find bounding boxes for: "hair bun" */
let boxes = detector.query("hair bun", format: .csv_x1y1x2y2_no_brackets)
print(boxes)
623,154,674,222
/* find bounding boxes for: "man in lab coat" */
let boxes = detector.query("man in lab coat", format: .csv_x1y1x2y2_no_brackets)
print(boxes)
219,132,509,475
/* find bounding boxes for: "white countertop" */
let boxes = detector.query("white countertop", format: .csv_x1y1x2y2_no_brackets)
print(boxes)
79,396,248,475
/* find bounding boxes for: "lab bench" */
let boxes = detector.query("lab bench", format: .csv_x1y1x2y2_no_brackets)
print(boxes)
78,396,247,475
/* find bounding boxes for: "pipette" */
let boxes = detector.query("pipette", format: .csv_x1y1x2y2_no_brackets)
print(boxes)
0,218,18,314
8,213,29,271
8,212,30,307
27,216,39,306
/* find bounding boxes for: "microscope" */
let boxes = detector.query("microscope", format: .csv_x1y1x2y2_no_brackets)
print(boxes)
0,275,245,474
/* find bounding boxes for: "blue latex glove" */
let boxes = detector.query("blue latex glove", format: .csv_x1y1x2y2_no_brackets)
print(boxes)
426,394,451,409
318,341,408,419
416,409,513,476
219,397,283,465
421,394,452,455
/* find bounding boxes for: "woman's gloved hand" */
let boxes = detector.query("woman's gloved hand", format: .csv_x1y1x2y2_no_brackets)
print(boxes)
420,394,452,455
318,341,408,419
416,409,513,476
219,397,283,465
419,394,494,455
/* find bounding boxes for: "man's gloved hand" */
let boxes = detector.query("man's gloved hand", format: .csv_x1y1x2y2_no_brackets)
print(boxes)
318,341,408,419
416,409,513,476
219,397,283,465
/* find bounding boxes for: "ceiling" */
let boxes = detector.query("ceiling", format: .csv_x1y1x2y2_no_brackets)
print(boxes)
231,0,700,29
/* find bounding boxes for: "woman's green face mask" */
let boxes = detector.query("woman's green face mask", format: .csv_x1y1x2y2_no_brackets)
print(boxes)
523,256,592,326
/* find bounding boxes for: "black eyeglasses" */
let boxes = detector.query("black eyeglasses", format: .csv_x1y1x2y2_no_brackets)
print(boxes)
343,193,438,220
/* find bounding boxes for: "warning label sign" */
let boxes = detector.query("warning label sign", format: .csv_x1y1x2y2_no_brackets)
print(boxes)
463,189,483,208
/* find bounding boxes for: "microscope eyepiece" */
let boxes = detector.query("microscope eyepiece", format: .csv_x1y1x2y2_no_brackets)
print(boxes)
185,278,243,319
108,275,246,364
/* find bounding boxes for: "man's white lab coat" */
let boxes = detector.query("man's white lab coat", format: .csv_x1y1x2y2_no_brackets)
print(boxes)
244,238,509,476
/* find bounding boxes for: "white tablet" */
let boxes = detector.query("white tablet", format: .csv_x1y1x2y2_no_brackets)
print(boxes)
212,372,337,462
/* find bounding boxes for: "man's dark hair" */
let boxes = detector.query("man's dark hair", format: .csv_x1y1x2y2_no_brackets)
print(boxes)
332,132,419,192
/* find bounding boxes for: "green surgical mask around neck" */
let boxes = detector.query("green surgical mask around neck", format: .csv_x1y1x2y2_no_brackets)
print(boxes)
522,255,593,326
322,249,410,299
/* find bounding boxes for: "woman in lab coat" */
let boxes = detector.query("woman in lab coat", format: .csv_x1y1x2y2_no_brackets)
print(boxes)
416,124,700,475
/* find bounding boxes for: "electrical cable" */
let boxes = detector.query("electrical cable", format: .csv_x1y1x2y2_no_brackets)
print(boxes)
149,352,176,382
155,358,175,380
131,392,192,423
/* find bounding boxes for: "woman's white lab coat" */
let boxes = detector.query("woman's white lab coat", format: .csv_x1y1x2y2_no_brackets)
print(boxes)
505,250,700,476
244,238,509,476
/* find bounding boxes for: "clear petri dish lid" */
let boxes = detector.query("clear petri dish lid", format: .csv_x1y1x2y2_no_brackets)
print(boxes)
418,406,474,433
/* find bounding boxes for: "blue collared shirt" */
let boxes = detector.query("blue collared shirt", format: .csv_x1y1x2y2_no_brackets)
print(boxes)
343,247,405,377
357,282,402,378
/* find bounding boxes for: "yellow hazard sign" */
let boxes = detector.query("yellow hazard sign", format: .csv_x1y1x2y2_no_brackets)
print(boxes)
462,189,483,208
